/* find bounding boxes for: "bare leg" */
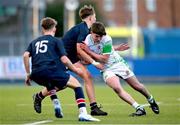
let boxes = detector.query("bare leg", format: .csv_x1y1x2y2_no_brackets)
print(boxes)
74,62,107,116
74,62,96,104
67,75,100,121
105,75,146,116
125,76,151,99
125,76,160,114
106,76,137,106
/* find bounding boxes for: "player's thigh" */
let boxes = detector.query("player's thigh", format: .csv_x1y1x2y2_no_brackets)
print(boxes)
106,75,122,90
66,75,81,89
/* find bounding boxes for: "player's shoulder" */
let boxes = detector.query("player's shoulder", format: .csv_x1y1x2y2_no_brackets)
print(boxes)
86,34,91,39
84,34,92,45
53,36,61,41
102,35,112,42
72,22,87,30
77,22,87,27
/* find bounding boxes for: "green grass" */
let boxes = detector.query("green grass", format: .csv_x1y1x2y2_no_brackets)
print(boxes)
0,83,180,124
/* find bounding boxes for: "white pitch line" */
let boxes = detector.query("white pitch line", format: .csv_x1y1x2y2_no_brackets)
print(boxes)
24,120,53,125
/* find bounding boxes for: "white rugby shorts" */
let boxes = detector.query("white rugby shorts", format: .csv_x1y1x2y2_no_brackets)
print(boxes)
102,62,134,82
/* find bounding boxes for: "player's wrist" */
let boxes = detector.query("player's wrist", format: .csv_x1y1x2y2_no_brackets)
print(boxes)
91,60,100,66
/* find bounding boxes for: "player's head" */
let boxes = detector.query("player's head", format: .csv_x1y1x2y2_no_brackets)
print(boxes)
90,22,106,42
40,17,57,35
79,5,96,25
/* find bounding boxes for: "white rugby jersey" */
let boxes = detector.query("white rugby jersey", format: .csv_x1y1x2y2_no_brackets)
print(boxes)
84,34,126,69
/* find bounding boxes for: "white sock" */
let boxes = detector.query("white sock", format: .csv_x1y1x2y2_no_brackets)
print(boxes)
132,102,140,109
53,99,61,109
79,107,87,115
147,95,154,103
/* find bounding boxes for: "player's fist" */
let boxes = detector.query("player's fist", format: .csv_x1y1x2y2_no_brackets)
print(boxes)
25,74,31,86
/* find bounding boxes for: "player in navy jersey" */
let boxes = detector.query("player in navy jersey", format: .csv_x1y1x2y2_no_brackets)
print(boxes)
23,17,100,121
33,5,107,116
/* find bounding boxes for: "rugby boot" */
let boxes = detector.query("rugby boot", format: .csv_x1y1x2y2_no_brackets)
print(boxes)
32,93,42,113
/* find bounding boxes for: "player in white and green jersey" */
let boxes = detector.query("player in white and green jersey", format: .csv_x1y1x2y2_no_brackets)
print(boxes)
81,22,159,116
84,32,132,78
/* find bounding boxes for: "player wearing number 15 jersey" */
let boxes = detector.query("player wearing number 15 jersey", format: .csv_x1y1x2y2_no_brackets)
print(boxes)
27,35,67,73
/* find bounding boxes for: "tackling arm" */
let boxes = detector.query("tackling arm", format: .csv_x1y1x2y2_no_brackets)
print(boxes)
77,43,95,64
80,43,109,63
77,43,104,70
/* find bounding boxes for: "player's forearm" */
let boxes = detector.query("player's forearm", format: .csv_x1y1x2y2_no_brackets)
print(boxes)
77,44,94,64
113,43,130,51
87,50,108,63
60,56,77,72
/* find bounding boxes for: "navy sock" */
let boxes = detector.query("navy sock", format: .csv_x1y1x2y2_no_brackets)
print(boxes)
90,102,97,110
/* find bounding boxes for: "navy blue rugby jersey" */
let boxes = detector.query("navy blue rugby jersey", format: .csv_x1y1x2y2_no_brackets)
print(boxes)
26,35,67,72
62,21,89,56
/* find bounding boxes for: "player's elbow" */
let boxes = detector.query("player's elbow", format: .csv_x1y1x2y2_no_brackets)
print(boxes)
76,44,83,55
23,52,30,59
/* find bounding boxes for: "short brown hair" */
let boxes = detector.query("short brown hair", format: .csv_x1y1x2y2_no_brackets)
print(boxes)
40,17,57,30
91,22,106,36
79,5,95,20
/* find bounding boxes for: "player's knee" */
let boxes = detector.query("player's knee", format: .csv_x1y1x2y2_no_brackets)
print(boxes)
113,86,122,94
76,81,82,87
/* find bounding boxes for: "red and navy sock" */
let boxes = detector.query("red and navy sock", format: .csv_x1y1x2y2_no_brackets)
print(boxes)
74,87,86,108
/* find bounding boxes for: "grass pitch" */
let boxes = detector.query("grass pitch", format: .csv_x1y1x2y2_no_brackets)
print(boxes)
0,83,180,124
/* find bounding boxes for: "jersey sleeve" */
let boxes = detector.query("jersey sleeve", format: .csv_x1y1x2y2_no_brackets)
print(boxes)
77,26,89,43
56,39,67,57
102,36,113,55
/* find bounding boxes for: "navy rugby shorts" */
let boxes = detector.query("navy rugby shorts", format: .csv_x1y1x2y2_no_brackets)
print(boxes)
30,68,70,91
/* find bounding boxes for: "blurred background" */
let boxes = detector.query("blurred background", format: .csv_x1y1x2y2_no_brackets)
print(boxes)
0,0,179,83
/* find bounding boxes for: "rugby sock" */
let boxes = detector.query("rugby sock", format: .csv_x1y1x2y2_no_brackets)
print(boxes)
90,102,97,110
132,102,140,109
74,87,86,108
74,87,87,115
52,99,61,109
147,95,154,104
49,89,61,109
79,107,88,115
